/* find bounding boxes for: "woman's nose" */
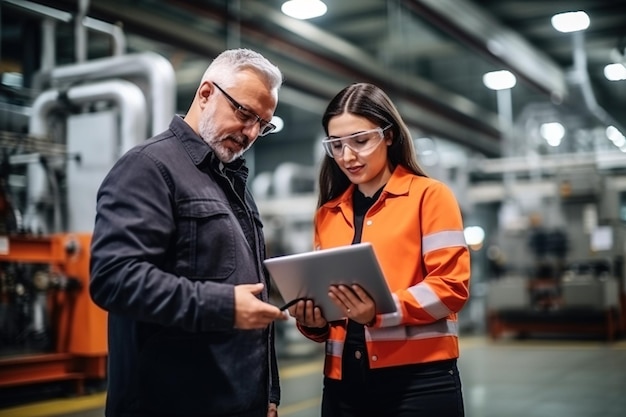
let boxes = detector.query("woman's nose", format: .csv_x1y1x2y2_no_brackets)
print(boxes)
339,144,357,160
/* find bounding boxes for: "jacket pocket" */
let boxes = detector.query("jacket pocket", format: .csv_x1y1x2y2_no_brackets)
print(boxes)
176,199,237,280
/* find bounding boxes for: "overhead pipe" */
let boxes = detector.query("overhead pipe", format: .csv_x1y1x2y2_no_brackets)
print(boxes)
472,150,625,175
82,16,125,56
85,0,502,155
571,31,626,135
40,18,57,71
406,0,568,102
4,0,126,60
34,52,176,136
29,79,148,153
75,0,90,63
241,1,500,125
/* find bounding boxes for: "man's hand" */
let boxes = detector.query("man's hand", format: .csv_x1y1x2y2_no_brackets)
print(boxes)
234,283,287,329
267,402,278,417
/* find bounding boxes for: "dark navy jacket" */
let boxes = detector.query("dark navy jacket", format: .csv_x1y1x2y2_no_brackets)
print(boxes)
90,116,279,417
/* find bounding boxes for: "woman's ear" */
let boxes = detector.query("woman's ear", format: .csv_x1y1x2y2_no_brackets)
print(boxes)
385,131,394,146
391,128,403,145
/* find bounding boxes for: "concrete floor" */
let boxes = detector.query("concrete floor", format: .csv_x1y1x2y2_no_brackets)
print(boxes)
1,333,625,417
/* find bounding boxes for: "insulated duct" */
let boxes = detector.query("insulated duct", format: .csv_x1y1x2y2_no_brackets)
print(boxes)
571,31,626,135
407,0,568,101
33,52,176,136
29,79,147,153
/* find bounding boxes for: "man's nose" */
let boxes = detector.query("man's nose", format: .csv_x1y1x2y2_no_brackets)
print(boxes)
243,121,261,139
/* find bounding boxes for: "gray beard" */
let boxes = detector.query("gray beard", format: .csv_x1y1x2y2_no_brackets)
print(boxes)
199,112,250,163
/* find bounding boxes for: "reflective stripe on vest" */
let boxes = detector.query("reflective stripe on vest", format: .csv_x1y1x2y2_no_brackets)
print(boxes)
366,319,458,342
379,294,403,327
422,230,467,253
326,339,344,357
408,282,453,319
326,319,458,361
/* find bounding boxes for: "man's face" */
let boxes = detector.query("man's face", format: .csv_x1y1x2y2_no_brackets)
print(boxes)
199,108,248,163
199,71,277,163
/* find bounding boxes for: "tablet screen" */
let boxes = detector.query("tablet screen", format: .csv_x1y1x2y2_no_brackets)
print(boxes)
264,242,396,321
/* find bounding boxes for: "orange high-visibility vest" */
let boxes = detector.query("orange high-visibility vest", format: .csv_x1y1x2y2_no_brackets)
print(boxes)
298,165,471,380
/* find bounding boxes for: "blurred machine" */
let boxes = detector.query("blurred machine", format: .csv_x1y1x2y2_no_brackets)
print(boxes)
470,157,626,340
0,233,104,395
254,161,318,257
486,270,622,341
0,0,175,399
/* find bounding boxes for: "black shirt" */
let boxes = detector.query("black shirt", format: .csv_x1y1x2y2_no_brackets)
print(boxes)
345,185,385,355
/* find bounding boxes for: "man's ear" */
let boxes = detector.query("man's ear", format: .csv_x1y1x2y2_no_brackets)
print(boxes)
198,81,213,103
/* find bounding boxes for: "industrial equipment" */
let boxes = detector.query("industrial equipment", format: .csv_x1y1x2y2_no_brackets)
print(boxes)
0,233,105,396
471,154,626,340
0,0,176,401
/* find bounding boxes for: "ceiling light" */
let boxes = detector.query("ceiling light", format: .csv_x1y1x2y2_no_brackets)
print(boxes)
606,125,624,141
270,116,284,134
540,122,565,147
281,0,327,20
551,11,590,33
604,63,626,81
607,128,626,151
482,70,516,90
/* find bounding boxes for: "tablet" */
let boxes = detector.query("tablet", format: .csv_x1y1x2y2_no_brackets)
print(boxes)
264,242,396,321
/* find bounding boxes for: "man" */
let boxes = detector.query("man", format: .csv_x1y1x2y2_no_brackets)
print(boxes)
90,49,287,417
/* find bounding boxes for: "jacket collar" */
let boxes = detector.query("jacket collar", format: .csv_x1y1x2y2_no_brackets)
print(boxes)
169,115,248,180
323,165,414,209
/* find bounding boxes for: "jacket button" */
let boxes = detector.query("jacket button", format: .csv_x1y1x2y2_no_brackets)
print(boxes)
366,220,373,226
371,355,378,362
354,350,362,359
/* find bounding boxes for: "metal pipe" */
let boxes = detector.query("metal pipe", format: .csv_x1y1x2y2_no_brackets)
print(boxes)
83,16,125,56
4,0,125,58
35,52,176,136
75,0,89,63
4,0,72,22
406,0,567,101
29,79,148,153
571,31,626,135
40,18,57,70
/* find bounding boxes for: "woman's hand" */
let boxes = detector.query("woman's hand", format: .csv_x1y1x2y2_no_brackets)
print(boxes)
289,299,328,328
328,284,376,325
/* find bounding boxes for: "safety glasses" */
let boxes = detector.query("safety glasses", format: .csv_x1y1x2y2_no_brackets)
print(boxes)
322,125,391,158
213,82,276,136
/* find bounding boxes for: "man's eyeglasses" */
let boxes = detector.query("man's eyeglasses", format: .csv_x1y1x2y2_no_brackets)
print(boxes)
212,82,277,137
322,125,391,158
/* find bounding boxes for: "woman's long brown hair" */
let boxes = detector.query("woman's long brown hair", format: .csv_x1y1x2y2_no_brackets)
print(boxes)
317,83,428,208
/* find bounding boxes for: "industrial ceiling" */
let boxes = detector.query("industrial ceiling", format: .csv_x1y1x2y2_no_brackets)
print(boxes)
2,0,626,172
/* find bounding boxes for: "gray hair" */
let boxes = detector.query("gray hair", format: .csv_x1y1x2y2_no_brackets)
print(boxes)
202,48,283,92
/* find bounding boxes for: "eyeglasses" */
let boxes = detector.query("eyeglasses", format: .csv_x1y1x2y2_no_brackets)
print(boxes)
322,125,391,158
212,82,277,137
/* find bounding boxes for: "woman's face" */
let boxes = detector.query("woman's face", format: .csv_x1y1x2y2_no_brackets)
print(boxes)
327,113,393,196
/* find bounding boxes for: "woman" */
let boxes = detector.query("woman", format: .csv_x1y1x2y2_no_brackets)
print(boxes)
290,83,471,416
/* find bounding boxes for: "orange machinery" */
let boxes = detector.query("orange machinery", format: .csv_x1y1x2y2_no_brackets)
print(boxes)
0,233,107,395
